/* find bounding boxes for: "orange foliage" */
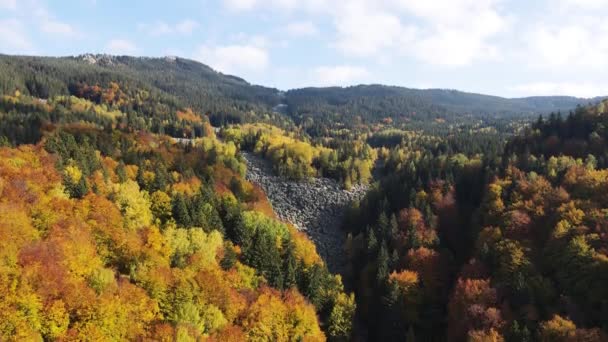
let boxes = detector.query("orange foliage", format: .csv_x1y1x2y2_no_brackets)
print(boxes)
171,177,203,196
246,185,276,218
389,270,419,291
448,278,503,341
406,247,449,294
177,108,203,124
397,207,439,247
0,134,333,340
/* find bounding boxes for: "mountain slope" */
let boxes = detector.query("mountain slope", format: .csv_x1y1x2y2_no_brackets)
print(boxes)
0,54,603,128
0,54,281,124
284,85,604,126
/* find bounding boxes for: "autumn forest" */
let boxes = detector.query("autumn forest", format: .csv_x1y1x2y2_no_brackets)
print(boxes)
0,54,607,342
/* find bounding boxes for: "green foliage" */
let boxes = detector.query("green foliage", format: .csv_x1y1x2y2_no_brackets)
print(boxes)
223,123,377,186
285,85,594,134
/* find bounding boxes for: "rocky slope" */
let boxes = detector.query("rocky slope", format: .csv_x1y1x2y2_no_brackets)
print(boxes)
241,151,368,274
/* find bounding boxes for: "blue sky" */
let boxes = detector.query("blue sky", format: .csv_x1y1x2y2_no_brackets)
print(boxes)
1,0,608,97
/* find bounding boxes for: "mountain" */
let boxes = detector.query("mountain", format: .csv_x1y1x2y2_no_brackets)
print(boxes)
0,54,281,125
0,54,603,127
284,85,604,126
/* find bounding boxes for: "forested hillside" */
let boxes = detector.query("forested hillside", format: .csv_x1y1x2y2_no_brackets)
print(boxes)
284,85,602,131
0,54,284,127
1,53,608,341
1,55,600,134
0,89,354,340
342,100,608,341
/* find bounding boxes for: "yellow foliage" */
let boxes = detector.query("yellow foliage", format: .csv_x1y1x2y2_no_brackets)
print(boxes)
150,190,172,221
539,315,577,341
468,329,505,342
42,300,70,339
229,262,262,290
0,137,332,341
125,164,139,180
290,227,322,266
558,201,584,226
113,180,153,229
243,288,326,342
64,165,83,183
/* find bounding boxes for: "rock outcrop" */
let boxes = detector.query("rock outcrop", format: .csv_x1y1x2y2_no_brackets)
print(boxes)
241,151,367,274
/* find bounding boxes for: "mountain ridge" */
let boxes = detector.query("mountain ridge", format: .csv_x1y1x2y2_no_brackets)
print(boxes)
0,53,604,125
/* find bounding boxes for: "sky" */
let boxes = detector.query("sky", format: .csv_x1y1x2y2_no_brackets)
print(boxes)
1,0,608,98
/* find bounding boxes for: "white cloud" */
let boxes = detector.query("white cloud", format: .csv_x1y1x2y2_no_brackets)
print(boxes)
509,82,608,98
176,19,199,34
224,0,257,10
333,4,417,58
40,19,81,37
106,39,137,55
248,35,269,47
31,6,82,39
0,0,16,10
312,65,370,86
195,44,269,74
390,0,508,66
139,19,199,36
0,19,32,53
222,0,508,66
224,0,328,12
525,21,608,70
560,0,608,10
286,21,318,37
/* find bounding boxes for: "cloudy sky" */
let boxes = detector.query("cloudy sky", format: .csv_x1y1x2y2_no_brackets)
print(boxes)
1,0,608,97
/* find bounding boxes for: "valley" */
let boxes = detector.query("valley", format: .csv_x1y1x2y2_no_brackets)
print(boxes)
1,53,608,341
242,151,368,274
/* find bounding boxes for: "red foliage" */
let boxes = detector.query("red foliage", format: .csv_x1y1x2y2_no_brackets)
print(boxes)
448,278,502,341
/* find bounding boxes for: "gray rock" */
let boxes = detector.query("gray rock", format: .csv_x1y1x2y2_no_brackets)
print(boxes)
241,151,368,275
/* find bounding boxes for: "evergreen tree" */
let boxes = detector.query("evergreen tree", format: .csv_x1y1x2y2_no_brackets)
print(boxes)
172,194,191,227
230,212,252,253
376,242,389,286
378,212,390,240
367,228,378,254
283,240,298,288
136,163,147,190
116,161,127,183
389,213,398,240
152,162,168,192
220,242,237,271
301,264,325,308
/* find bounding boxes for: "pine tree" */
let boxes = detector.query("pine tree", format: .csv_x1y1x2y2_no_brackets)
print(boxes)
508,320,531,342
378,212,390,240
172,194,191,227
380,280,407,340
391,249,400,269
367,228,378,254
136,163,147,190
245,229,267,269
68,176,89,199
302,264,325,308
231,212,252,253
390,213,398,239
246,230,283,289
376,242,389,286
220,242,237,270
152,163,168,192
283,240,297,288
